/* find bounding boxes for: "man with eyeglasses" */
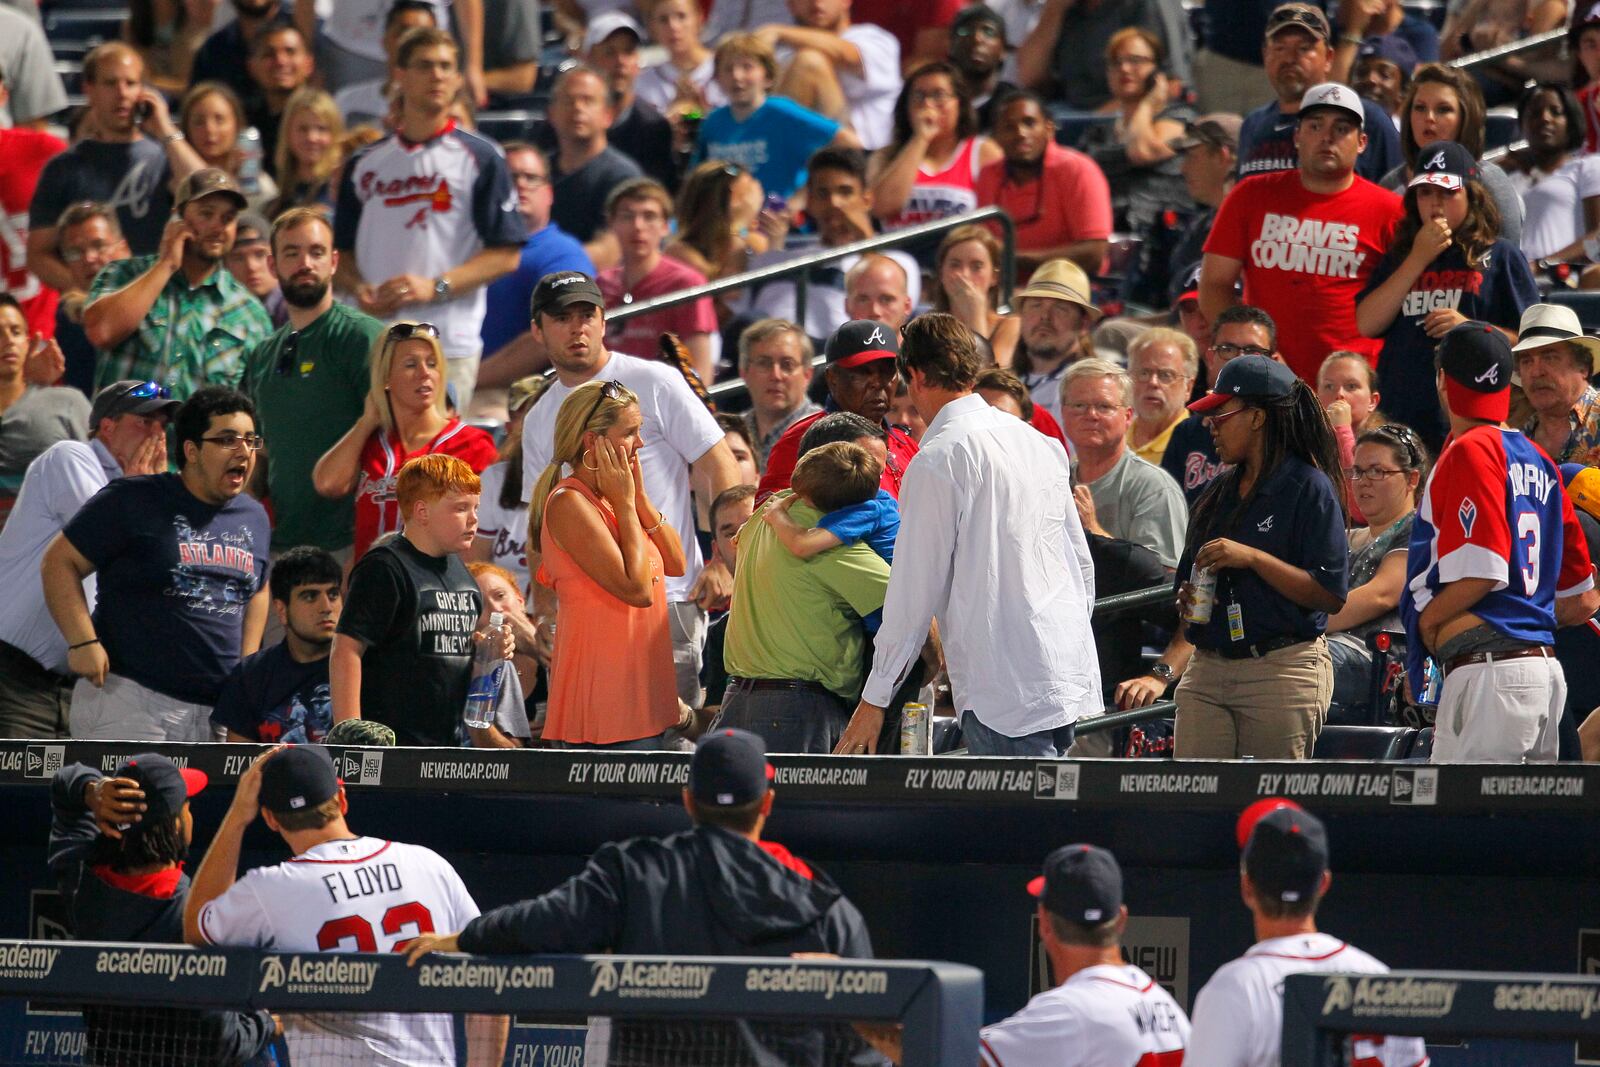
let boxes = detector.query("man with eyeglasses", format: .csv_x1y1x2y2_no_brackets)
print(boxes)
1125,328,1200,466
739,319,820,470
42,386,272,743
242,208,385,568
53,203,131,396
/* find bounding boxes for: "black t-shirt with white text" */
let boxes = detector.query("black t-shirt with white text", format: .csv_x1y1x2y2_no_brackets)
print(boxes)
337,536,481,745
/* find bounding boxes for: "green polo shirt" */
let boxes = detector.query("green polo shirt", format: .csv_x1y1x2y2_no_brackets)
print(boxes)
90,254,274,399
242,302,385,551
723,493,890,702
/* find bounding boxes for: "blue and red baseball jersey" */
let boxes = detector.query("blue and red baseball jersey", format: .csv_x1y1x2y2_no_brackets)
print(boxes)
1402,426,1594,688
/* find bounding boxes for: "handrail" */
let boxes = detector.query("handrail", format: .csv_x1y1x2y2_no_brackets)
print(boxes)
1092,583,1173,618
1446,26,1566,73
1073,700,1176,736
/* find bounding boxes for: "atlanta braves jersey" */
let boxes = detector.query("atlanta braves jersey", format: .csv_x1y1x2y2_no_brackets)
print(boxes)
334,122,525,360
197,836,481,1066
1186,933,1427,1067
1401,426,1594,691
979,964,1189,1067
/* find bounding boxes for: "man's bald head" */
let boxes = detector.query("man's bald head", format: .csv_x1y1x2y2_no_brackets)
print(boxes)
845,254,913,331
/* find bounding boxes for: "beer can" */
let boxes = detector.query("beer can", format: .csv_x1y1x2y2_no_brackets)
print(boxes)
900,702,931,756
1185,565,1217,624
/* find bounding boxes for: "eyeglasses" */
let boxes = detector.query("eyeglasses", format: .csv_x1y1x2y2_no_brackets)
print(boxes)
1130,366,1188,385
910,89,957,106
581,380,625,431
1064,401,1124,417
511,171,550,188
1206,405,1251,426
387,322,441,341
201,432,265,452
1107,55,1157,69
1351,466,1405,481
275,330,302,377
1210,343,1273,359
61,239,117,264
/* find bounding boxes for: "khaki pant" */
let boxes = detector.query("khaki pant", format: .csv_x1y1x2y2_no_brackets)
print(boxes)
1175,637,1331,759
70,674,220,742
445,356,482,416
1432,653,1565,764
1193,48,1268,116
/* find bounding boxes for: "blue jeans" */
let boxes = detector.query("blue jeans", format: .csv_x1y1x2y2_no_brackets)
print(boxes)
960,711,1076,756
713,681,851,754
1326,633,1375,725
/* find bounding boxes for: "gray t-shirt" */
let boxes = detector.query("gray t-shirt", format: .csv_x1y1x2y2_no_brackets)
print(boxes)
0,6,66,126
1084,447,1189,569
0,386,90,495
482,0,542,69
1380,157,1524,246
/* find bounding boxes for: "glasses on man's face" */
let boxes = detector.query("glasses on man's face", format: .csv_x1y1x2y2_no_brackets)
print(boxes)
201,432,265,452
511,171,549,188
746,357,805,375
1064,401,1123,417
1350,466,1404,481
1130,366,1186,386
62,239,116,264
388,322,441,341
1210,342,1273,359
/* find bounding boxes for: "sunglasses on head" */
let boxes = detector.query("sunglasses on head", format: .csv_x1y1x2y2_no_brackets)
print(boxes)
387,322,441,342
122,381,171,401
582,380,625,431
1367,423,1422,468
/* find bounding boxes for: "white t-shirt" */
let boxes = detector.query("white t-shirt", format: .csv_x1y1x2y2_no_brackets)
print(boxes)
1186,932,1430,1067
635,56,726,115
198,837,481,1067
322,0,452,62
774,23,899,150
980,964,1190,1067
474,461,530,593
1511,154,1600,262
520,353,724,603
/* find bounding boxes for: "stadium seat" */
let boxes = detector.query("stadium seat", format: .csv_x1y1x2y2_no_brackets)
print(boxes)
1409,726,1434,761
42,9,125,45
1312,725,1417,760
1052,111,1116,150
1483,108,1520,152
1545,291,1600,332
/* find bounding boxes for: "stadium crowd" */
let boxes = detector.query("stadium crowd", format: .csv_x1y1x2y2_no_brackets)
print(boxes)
4,0,1600,763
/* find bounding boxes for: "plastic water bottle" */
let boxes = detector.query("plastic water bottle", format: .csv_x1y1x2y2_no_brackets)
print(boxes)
464,612,507,730
237,127,263,197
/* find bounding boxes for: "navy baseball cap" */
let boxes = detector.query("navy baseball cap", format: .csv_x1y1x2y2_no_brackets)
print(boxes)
1356,34,1419,74
114,754,207,822
1438,320,1511,423
90,380,180,428
530,271,605,318
1243,807,1329,904
1409,140,1478,191
952,4,1006,36
824,319,900,369
260,746,339,813
690,729,775,807
1188,354,1297,412
1028,844,1123,924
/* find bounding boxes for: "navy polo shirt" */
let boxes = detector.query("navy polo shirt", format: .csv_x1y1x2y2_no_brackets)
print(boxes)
1175,454,1348,651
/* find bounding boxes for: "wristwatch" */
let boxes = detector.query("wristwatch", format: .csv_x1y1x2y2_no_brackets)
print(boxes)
433,276,452,301
1149,662,1176,684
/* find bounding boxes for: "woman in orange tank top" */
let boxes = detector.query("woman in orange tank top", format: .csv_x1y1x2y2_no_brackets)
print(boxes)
528,381,686,749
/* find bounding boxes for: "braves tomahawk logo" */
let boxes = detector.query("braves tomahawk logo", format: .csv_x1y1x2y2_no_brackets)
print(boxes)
1474,363,1500,385
1422,150,1448,171
1458,498,1477,536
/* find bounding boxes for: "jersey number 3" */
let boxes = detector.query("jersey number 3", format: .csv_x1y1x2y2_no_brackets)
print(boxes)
316,902,434,953
1516,508,1540,596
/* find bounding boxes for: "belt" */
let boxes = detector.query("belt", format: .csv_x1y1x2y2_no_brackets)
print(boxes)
728,677,839,698
1444,645,1553,677
0,639,72,688
1215,635,1304,660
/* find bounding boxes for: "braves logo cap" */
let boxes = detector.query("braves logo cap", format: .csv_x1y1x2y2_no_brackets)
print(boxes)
690,729,775,807
260,745,339,813
1028,844,1122,925
1243,807,1329,904
1437,320,1512,423
530,271,605,319
1296,82,1364,127
114,754,207,823
1188,354,1297,413
824,319,900,369
1408,140,1478,191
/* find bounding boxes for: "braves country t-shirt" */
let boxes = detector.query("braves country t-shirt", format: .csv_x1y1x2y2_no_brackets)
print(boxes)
1205,170,1402,382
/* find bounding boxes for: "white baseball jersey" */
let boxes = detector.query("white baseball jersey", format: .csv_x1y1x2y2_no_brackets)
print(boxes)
198,836,481,1066
1186,933,1429,1067
980,964,1189,1067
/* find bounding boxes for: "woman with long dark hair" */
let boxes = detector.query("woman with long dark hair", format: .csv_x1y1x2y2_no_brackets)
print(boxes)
931,224,1020,367
1501,82,1600,273
867,62,1001,231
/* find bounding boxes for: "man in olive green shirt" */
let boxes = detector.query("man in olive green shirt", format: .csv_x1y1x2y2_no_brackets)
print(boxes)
242,208,384,556
84,169,273,399
719,491,889,753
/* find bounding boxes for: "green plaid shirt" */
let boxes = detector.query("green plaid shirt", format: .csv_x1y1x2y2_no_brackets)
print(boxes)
89,254,274,399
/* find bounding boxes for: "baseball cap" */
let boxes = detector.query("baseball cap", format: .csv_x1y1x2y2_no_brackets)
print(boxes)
1188,354,1297,412
1437,320,1512,423
1408,140,1478,191
89,379,180,428
176,167,247,211
690,729,774,807
824,318,900,369
1242,806,1329,904
1015,259,1102,322
508,374,551,415
231,212,272,245
1511,303,1600,370
1571,0,1600,40
1297,83,1365,127
1171,262,1243,307
1168,113,1243,153
259,745,340,813
1356,34,1419,73
1027,844,1123,925
584,10,642,52
1563,464,1600,523
114,754,207,823
952,4,1007,37
530,271,605,319
1265,2,1331,42
1235,796,1305,849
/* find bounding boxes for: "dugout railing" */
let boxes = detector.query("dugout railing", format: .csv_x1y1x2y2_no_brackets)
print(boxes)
1282,970,1600,1067
0,939,982,1067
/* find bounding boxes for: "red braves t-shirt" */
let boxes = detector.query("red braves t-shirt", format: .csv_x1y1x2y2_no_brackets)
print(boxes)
1,128,66,338
599,256,718,361
1204,170,1402,383
352,419,499,560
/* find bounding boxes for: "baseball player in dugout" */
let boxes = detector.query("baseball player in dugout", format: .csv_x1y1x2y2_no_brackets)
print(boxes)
979,844,1190,1067
1400,322,1599,764
1186,802,1428,1067
182,745,509,1066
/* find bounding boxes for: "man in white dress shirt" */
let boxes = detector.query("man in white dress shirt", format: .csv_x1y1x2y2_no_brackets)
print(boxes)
834,312,1102,757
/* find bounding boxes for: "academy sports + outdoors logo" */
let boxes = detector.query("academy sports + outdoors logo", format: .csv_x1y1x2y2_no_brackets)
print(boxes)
588,960,715,999
258,955,380,995
1321,975,1458,1019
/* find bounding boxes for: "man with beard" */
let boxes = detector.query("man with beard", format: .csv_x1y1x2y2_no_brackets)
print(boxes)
83,169,273,399
1011,259,1100,423
243,208,384,562
42,387,273,741
949,5,1015,129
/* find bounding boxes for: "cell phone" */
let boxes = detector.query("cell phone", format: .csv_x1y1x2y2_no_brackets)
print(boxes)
1144,71,1160,94
132,100,152,125
763,193,787,215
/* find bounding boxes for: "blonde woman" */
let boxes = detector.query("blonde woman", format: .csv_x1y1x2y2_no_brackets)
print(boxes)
313,321,498,560
264,88,345,217
530,381,685,750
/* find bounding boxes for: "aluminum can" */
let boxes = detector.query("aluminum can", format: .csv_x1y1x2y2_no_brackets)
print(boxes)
1185,565,1217,624
900,703,931,756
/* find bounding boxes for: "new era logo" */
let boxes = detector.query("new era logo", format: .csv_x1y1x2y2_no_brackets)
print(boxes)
340,751,384,786
1391,767,1439,805
24,745,64,780
1033,763,1080,800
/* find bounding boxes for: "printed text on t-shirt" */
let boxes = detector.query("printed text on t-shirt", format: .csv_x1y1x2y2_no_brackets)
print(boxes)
1251,213,1366,277
418,590,477,655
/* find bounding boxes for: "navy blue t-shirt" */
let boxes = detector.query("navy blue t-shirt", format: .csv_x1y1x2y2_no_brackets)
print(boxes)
1360,238,1538,448
28,139,175,257
63,474,271,705
210,642,331,742
1175,455,1349,650
1160,414,1229,507
1236,98,1401,184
